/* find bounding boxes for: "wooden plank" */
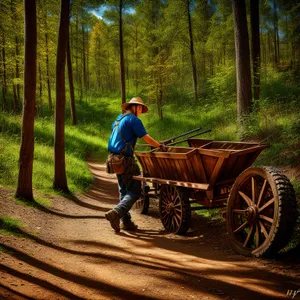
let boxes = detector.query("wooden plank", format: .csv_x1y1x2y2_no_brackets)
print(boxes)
192,153,208,183
185,159,197,182
166,158,181,181
230,145,269,157
208,157,226,189
132,175,210,190
173,159,185,181
201,155,218,180
221,155,238,180
188,139,213,148
198,148,231,158
152,157,164,178
178,159,190,182
146,157,157,177
231,153,249,177
159,157,171,179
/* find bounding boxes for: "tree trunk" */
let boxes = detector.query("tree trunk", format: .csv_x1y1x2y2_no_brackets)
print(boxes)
81,17,87,92
38,62,43,116
232,0,252,127
15,0,37,201
67,37,77,126
119,0,126,104
273,0,278,65
1,33,7,110
158,77,163,120
15,36,20,110
44,0,52,111
86,31,89,91
11,0,20,112
53,0,70,192
185,0,198,102
250,0,261,101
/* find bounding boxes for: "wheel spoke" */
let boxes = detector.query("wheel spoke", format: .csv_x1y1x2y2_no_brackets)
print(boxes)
233,220,248,234
161,211,169,219
233,209,247,215
170,186,174,200
238,191,253,207
258,220,269,239
165,215,172,230
258,198,275,213
173,215,180,228
251,177,256,203
243,225,254,248
259,214,274,224
257,179,267,208
173,194,180,204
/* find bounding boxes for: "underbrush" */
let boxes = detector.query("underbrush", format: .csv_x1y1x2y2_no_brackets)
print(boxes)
0,70,299,200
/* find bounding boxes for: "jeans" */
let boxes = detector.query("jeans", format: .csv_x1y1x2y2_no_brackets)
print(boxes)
113,174,141,222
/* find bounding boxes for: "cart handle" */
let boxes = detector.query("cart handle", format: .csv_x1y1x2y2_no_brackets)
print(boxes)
161,126,203,145
167,129,212,146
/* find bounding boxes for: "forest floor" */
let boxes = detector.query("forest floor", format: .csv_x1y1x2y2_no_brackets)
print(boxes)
0,159,300,300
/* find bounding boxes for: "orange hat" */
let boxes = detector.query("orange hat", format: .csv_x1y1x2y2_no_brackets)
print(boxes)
121,97,148,113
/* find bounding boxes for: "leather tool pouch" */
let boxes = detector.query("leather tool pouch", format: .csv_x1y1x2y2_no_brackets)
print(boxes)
106,153,127,174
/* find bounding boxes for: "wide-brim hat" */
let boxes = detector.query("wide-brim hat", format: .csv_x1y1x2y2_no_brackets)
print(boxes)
121,97,148,113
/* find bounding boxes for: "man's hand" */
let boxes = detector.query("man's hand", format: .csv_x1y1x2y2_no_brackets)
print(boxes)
159,143,168,152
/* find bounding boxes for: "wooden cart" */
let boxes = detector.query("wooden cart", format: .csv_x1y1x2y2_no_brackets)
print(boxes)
133,139,298,257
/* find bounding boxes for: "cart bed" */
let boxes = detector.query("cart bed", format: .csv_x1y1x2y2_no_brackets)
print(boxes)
135,140,269,190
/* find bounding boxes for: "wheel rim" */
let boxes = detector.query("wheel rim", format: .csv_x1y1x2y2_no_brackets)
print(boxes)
160,185,183,233
229,173,277,252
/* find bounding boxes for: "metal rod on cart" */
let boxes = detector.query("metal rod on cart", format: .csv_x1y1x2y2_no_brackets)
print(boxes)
135,128,211,148
161,126,203,145
167,129,212,146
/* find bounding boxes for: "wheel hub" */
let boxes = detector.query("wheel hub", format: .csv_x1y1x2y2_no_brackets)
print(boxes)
166,202,174,214
246,205,258,224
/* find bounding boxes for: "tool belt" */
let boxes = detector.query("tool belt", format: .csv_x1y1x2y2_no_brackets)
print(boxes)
106,112,136,175
106,153,127,174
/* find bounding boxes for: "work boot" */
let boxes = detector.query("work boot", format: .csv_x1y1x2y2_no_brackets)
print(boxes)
121,219,138,231
105,210,120,233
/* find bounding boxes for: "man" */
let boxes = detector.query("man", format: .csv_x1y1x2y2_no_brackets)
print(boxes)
105,97,164,232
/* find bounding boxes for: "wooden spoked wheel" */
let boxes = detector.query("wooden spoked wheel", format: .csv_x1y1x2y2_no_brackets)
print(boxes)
134,182,150,214
227,166,298,257
159,185,191,235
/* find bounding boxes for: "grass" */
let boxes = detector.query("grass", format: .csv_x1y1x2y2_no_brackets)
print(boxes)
0,69,299,198
0,216,24,237
0,69,299,255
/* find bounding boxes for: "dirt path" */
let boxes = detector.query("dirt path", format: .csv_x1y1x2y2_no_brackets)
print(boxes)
0,159,299,300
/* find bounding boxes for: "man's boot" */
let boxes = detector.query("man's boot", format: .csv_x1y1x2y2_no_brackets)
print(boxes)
121,219,138,231
105,210,120,232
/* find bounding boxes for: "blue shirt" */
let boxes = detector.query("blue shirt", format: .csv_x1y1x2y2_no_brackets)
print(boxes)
108,113,147,156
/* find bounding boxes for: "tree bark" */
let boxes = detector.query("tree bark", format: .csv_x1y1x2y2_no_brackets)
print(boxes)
232,0,252,127
44,0,52,111
250,0,261,101
15,0,37,201
38,62,43,116
67,36,77,126
273,0,278,65
11,0,20,112
119,0,126,104
185,0,198,102
81,15,87,92
1,33,7,110
53,0,70,192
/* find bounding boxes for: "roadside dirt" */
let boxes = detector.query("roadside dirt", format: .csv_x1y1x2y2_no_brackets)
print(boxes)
0,159,299,300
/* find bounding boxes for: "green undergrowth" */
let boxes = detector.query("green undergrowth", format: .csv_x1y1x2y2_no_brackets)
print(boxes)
0,216,24,237
0,70,299,201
